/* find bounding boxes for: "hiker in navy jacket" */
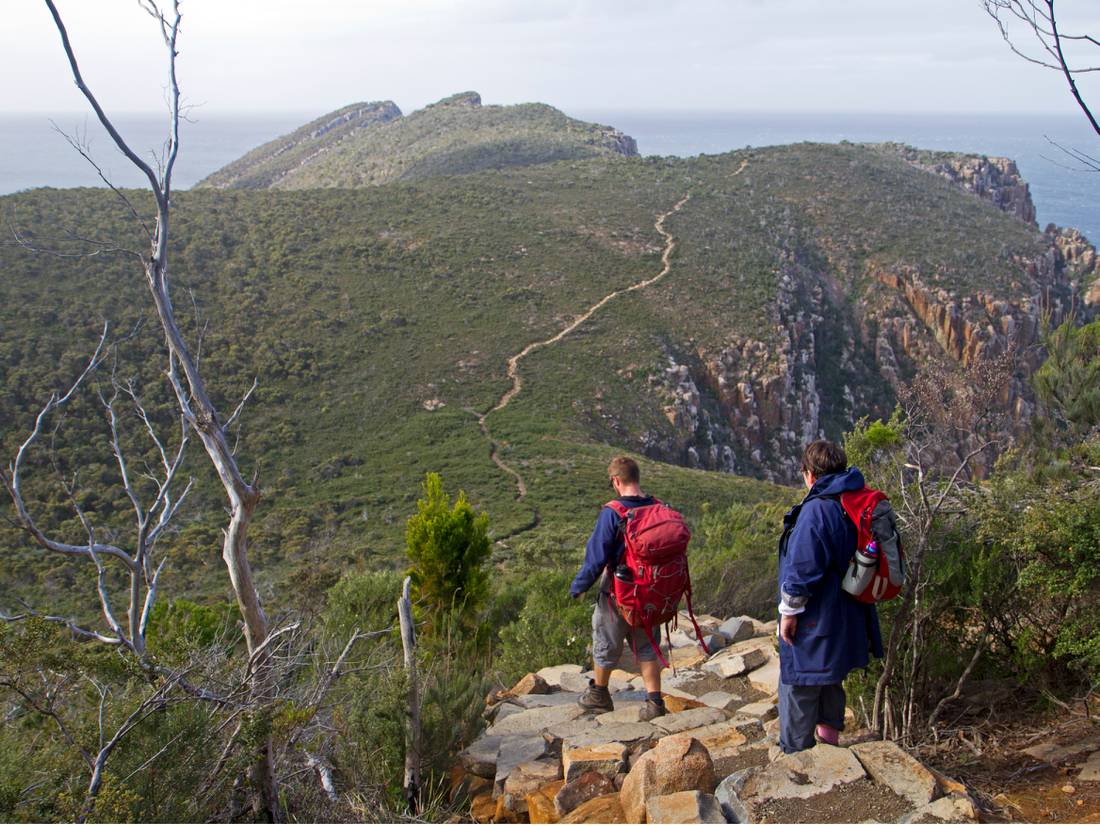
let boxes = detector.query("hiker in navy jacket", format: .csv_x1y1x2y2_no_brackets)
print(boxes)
570,456,667,721
777,440,884,753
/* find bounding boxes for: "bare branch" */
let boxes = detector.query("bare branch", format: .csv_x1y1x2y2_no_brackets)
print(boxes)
42,0,164,207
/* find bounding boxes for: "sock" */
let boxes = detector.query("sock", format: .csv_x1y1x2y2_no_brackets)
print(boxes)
816,723,839,745
647,691,665,706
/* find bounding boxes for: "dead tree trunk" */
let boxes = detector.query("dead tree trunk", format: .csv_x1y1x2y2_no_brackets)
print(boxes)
398,577,421,814
42,2,280,819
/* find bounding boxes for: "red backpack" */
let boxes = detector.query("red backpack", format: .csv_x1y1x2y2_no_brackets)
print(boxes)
605,499,708,667
834,488,906,604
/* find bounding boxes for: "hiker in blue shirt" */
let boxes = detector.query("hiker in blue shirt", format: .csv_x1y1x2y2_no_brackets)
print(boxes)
570,456,667,721
777,440,884,753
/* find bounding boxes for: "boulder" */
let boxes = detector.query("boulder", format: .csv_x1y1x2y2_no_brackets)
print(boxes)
493,795,524,823
669,646,709,669
748,658,780,695
718,616,757,644
619,735,716,822
559,793,626,823
736,700,778,722
494,735,551,797
703,647,768,678
697,690,742,711
501,758,563,813
486,702,524,724
526,780,564,824
743,743,865,805
562,742,628,783
652,706,727,734
646,790,726,824
470,788,496,823
900,793,979,823
512,672,552,696
676,720,748,769
668,629,697,648
460,735,503,779
714,767,759,823
851,740,939,807
554,771,616,817
487,704,587,737
448,765,492,803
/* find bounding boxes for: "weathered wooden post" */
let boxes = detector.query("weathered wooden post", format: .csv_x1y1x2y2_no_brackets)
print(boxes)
397,576,421,813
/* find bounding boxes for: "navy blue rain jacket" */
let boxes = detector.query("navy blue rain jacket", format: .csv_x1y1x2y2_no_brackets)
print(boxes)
570,496,656,598
777,467,884,686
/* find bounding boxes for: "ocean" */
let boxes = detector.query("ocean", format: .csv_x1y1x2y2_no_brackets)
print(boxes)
1,110,1097,239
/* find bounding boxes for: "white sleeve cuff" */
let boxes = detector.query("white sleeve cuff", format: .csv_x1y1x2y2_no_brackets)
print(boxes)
778,602,806,616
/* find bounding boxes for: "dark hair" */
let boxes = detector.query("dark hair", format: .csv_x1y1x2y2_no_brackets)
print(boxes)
608,456,640,484
800,440,847,478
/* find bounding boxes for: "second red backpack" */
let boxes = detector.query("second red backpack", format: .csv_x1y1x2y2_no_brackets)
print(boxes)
835,488,906,604
605,499,707,667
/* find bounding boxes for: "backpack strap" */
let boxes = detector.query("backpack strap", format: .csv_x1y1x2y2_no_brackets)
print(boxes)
604,499,630,519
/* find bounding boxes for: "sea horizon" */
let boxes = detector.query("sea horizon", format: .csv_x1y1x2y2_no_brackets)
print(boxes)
1,108,1097,239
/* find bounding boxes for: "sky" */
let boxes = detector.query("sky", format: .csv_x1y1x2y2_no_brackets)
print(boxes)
1,0,1099,118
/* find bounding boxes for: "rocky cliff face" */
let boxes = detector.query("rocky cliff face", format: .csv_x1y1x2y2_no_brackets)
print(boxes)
641,153,1098,484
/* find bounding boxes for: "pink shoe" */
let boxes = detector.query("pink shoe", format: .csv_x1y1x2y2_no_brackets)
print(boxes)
816,724,840,746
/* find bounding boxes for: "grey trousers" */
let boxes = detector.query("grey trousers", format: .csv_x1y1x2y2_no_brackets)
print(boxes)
591,591,658,669
778,681,846,754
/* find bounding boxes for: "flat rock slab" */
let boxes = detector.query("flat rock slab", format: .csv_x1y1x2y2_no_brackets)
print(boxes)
646,790,726,824
900,793,979,823
563,742,628,783
460,735,503,778
563,721,657,750
494,735,551,796
1079,751,1100,783
559,792,626,823
727,714,766,739
749,658,781,695
487,704,587,737
697,690,742,711
545,718,596,745
745,743,866,803
737,700,778,722
537,664,583,688
595,702,647,725
851,740,938,807
704,647,768,678
514,692,584,709
653,706,727,734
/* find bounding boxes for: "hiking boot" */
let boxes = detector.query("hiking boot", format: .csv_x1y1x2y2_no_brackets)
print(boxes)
638,698,667,721
577,680,614,713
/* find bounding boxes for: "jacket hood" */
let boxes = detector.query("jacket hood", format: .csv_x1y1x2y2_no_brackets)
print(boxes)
807,466,865,500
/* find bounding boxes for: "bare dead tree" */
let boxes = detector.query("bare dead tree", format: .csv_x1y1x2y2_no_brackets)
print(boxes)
983,1,1100,171
38,2,280,818
862,354,1015,739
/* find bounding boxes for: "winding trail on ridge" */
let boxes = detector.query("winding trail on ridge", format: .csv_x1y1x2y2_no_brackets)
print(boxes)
477,193,695,537
476,160,750,542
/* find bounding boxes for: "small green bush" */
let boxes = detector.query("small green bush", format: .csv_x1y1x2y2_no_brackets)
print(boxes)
495,570,590,683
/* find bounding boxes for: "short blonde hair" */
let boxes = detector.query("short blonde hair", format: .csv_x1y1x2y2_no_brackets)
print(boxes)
608,456,640,484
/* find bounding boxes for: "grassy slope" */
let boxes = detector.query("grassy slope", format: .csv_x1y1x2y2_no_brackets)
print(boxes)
0,144,1052,614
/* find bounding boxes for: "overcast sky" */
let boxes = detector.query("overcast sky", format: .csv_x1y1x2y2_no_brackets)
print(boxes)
2,0,1098,118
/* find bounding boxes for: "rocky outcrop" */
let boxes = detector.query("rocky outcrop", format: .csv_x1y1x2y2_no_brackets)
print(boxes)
639,153,1099,484
456,613,974,824
890,145,1038,226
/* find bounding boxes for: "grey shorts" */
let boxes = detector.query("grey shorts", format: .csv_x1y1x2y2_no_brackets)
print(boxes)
778,681,846,754
591,591,658,668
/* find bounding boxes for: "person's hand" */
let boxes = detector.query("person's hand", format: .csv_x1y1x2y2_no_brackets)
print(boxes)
779,614,798,645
